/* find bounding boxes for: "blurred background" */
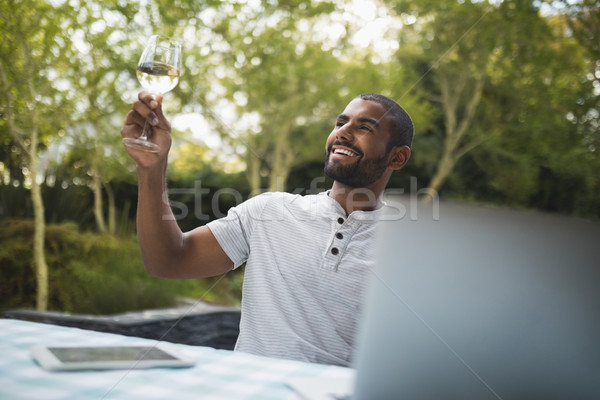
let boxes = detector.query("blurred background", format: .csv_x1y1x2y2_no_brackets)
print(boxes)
1,0,598,314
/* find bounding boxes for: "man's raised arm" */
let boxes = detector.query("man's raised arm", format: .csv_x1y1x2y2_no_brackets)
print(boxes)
121,92,233,279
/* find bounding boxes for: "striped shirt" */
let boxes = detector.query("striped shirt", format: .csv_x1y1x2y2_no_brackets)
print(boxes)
207,191,383,366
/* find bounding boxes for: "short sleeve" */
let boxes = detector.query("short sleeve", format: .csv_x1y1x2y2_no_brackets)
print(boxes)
206,193,271,269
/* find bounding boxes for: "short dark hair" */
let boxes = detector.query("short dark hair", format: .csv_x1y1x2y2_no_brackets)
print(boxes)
357,93,414,149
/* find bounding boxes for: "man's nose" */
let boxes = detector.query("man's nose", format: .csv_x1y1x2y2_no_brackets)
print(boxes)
336,123,354,141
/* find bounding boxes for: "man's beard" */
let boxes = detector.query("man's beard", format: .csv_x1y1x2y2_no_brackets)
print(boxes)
324,147,390,188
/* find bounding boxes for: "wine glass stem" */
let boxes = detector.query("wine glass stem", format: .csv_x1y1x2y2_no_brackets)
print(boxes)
140,93,158,140
140,120,151,141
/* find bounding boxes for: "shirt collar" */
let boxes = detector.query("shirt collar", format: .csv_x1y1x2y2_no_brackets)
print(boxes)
319,190,386,222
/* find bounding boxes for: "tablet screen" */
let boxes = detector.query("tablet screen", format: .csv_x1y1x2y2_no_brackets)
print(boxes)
31,345,195,371
48,346,177,363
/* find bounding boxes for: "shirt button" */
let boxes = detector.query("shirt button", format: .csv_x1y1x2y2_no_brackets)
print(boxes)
331,247,339,255
336,233,343,239
337,217,344,224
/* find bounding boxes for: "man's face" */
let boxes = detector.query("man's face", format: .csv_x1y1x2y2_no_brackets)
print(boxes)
324,98,394,188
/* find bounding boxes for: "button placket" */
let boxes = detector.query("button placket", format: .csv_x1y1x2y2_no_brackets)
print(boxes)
331,216,346,256
331,217,357,256
322,215,357,271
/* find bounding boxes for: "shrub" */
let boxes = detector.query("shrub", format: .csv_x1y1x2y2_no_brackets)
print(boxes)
0,219,242,314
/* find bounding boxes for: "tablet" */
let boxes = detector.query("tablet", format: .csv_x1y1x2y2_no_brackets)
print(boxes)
30,344,196,371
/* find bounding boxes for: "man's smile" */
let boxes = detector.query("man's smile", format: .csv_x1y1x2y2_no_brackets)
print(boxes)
327,142,363,160
333,147,359,157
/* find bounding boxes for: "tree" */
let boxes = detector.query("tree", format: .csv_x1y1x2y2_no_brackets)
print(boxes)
389,0,504,196
58,1,139,234
197,1,343,192
556,0,600,170
195,1,426,193
119,1,427,195
0,0,75,310
388,0,596,214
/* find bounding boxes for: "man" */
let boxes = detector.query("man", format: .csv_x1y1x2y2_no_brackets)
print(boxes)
121,92,413,366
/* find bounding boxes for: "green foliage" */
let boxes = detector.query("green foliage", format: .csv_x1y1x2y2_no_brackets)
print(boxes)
382,0,600,217
1,0,600,315
0,220,242,314
0,0,74,145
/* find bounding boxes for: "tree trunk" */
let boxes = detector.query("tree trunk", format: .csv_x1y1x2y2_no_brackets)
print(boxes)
268,148,291,192
426,71,485,200
268,121,292,192
29,131,49,311
105,181,116,235
427,151,456,197
31,178,49,311
268,168,289,192
91,166,107,233
246,152,262,196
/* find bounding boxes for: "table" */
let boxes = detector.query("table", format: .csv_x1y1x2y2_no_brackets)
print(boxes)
0,318,355,400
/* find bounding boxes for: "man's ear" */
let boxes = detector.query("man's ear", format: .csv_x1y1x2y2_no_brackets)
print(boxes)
388,145,411,170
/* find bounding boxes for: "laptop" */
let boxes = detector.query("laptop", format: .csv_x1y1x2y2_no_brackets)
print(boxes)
351,198,600,399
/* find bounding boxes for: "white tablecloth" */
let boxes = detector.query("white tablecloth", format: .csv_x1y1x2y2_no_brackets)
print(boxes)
0,318,354,399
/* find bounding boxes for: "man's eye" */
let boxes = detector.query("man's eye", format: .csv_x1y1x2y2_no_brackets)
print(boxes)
361,125,373,132
336,121,345,127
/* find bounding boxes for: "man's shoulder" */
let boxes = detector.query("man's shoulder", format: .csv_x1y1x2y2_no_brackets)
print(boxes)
244,191,332,220
250,191,328,205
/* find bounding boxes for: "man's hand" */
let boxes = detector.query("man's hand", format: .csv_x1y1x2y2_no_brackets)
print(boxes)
121,92,172,168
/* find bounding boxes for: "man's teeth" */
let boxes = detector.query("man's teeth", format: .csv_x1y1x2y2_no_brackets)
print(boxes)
334,148,357,156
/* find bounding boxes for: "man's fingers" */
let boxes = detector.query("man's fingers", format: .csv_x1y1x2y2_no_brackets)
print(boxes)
121,92,173,162
126,109,147,127
121,122,141,139
152,95,171,130
138,91,159,116
121,110,144,137
138,91,156,106
135,94,170,131
131,101,160,127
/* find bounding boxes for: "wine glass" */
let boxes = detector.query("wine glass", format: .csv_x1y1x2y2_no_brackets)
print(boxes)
122,35,182,153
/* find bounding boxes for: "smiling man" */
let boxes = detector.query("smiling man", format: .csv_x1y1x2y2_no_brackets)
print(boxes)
121,93,413,366
325,94,412,214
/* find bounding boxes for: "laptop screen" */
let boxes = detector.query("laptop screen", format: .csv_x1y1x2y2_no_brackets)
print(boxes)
352,199,600,400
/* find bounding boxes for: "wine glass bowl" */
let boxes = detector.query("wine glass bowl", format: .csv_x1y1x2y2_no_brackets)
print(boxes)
123,35,182,153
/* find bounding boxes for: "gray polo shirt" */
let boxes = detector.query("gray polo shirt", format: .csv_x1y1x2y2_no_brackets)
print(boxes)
207,191,382,366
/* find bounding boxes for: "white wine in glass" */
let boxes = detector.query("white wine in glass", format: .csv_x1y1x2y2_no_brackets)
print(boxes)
137,61,179,94
123,35,182,153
